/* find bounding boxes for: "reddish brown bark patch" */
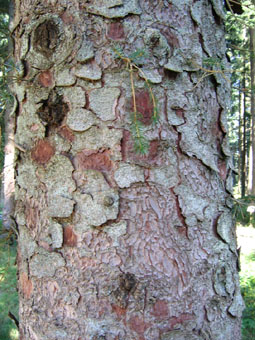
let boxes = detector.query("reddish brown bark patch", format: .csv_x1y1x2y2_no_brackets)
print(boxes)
58,126,75,142
129,316,151,335
218,159,227,180
122,130,160,166
134,90,154,125
152,300,169,319
160,28,179,48
20,272,33,299
74,150,113,172
112,304,127,319
63,225,77,247
38,70,54,87
61,11,74,24
31,139,55,165
107,22,125,40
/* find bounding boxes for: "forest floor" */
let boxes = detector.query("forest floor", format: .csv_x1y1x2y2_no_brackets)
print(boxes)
0,225,254,340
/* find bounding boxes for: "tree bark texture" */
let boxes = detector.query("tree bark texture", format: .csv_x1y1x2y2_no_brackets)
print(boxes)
11,1,244,339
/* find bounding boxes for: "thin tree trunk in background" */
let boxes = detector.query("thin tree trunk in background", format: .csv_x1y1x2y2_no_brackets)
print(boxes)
12,1,244,339
249,26,255,195
241,68,247,197
238,82,242,195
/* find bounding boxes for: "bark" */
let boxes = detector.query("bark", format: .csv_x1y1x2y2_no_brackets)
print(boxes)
249,26,255,195
11,1,244,339
241,67,247,197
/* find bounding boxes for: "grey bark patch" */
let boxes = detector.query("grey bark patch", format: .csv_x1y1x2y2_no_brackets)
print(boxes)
76,36,94,62
72,126,122,153
55,67,76,86
48,221,63,249
48,195,75,218
86,0,141,18
213,265,234,297
67,108,97,131
114,162,144,188
30,252,65,278
89,87,120,121
217,211,236,252
138,68,162,84
75,62,102,80
19,227,38,259
74,170,119,230
210,0,226,19
149,165,179,188
104,220,127,246
63,86,86,108
161,330,202,340
190,2,202,25
16,162,39,196
39,155,76,218
228,291,245,317
174,184,209,221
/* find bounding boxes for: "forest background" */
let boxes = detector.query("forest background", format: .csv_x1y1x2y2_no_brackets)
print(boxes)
0,0,255,340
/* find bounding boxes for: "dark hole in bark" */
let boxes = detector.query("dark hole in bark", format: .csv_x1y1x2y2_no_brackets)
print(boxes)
211,6,222,26
119,272,136,292
164,69,178,80
33,19,60,57
37,92,68,135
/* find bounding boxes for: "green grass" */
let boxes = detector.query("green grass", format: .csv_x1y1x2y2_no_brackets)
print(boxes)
237,225,255,340
0,230,18,340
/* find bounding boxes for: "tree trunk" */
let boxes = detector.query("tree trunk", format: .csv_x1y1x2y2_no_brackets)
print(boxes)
241,66,247,197
249,25,255,195
11,1,244,339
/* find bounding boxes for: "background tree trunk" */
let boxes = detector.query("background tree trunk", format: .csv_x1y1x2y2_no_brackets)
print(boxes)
12,1,244,339
249,25,255,195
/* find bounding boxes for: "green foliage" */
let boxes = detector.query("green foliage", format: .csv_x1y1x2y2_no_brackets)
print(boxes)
130,112,150,154
0,223,18,340
233,196,255,227
113,46,159,154
240,263,255,340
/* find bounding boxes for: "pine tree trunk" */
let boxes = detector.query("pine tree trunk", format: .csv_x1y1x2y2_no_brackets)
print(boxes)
241,68,247,197
249,26,255,195
12,1,244,339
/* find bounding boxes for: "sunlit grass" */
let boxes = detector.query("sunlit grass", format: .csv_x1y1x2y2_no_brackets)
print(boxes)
237,225,255,340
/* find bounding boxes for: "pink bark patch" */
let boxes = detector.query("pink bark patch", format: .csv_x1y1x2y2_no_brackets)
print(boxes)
64,226,77,247
38,70,54,87
58,126,75,142
152,300,169,319
20,272,33,299
134,90,154,125
129,316,151,335
31,139,55,165
74,150,113,172
169,313,194,329
107,22,125,40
